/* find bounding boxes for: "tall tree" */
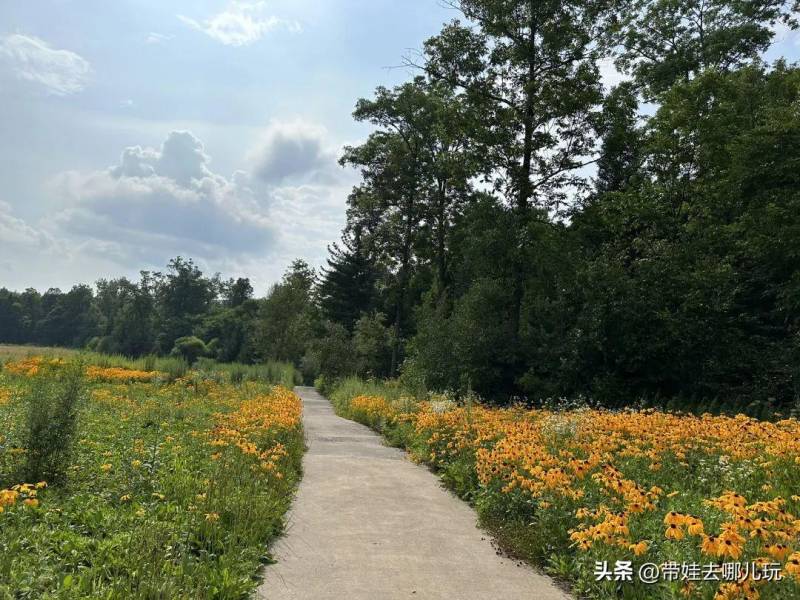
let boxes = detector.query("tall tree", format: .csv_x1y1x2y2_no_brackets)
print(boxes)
341,136,423,375
152,257,217,354
418,1,617,379
594,82,644,195
614,0,797,97
258,260,318,364
318,225,379,331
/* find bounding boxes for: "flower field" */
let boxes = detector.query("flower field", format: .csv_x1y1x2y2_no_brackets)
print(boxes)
0,355,304,599
330,382,800,600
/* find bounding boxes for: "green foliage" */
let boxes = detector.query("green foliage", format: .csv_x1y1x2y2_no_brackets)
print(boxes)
612,0,796,98
318,226,380,330
352,312,393,378
170,336,209,365
20,362,86,485
3,0,800,414
256,260,318,365
195,358,301,388
0,364,304,599
304,321,355,381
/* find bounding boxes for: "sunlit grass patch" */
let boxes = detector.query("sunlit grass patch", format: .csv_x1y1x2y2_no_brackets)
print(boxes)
0,357,304,599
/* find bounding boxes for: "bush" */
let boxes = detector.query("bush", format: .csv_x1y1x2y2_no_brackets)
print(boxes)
306,321,356,380
353,312,393,378
21,362,86,485
170,336,208,364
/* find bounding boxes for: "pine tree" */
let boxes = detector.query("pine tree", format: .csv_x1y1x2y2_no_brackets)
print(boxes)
318,226,379,332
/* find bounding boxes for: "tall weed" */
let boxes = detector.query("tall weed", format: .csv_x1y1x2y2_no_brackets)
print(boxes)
21,362,86,484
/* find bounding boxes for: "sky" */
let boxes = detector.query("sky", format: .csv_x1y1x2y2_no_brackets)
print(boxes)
1,1,799,295
0,0,458,294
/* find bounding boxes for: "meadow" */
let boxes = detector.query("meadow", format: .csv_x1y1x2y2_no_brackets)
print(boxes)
0,349,304,599
325,378,800,600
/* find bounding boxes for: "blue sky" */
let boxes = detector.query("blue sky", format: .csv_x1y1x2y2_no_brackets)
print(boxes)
0,0,456,293
1,1,798,293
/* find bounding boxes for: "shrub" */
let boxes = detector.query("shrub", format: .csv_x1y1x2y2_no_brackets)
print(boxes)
21,361,86,485
170,336,208,365
353,312,393,378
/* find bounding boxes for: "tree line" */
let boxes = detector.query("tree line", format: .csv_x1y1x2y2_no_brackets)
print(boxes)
318,0,800,415
2,0,800,415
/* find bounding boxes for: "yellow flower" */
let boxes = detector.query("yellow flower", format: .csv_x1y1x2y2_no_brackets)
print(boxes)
786,553,800,578
717,534,743,560
766,544,790,560
131,460,142,469
23,498,39,508
665,523,684,540
205,512,220,522
701,535,719,556
664,511,686,526
120,494,131,503
100,463,113,472
629,541,648,556
687,519,705,536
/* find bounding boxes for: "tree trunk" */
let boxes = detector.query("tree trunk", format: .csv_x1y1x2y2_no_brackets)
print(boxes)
511,8,539,349
390,197,414,377
435,177,448,296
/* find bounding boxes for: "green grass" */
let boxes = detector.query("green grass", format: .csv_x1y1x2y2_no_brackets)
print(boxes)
0,356,304,599
0,345,300,388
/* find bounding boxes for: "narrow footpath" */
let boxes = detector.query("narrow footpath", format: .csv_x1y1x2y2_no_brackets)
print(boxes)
258,386,569,600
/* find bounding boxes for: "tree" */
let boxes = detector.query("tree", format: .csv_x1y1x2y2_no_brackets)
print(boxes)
614,0,796,98
37,285,97,347
170,336,208,364
153,257,216,354
342,76,481,373
258,260,318,364
318,226,380,331
353,312,393,378
594,82,644,195
421,1,615,215
417,1,617,384
0,288,24,343
341,137,423,376
223,277,254,308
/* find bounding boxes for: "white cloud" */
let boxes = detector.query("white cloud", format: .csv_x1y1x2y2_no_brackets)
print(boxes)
52,131,276,262
0,34,90,95
0,201,54,248
145,32,174,45
2,124,350,290
178,1,301,47
250,119,338,184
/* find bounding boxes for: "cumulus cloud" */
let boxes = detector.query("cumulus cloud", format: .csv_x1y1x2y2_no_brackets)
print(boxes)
0,34,90,95
250,120,338,184
178,2,301,47
53,131,275,261
8,124,353,290
0,201,55,248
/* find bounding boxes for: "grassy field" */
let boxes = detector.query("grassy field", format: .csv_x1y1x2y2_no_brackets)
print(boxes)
326,378,800,600
0,352,304,599
0,344,80,360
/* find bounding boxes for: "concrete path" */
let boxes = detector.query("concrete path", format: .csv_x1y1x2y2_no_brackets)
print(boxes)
258,387,569,600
